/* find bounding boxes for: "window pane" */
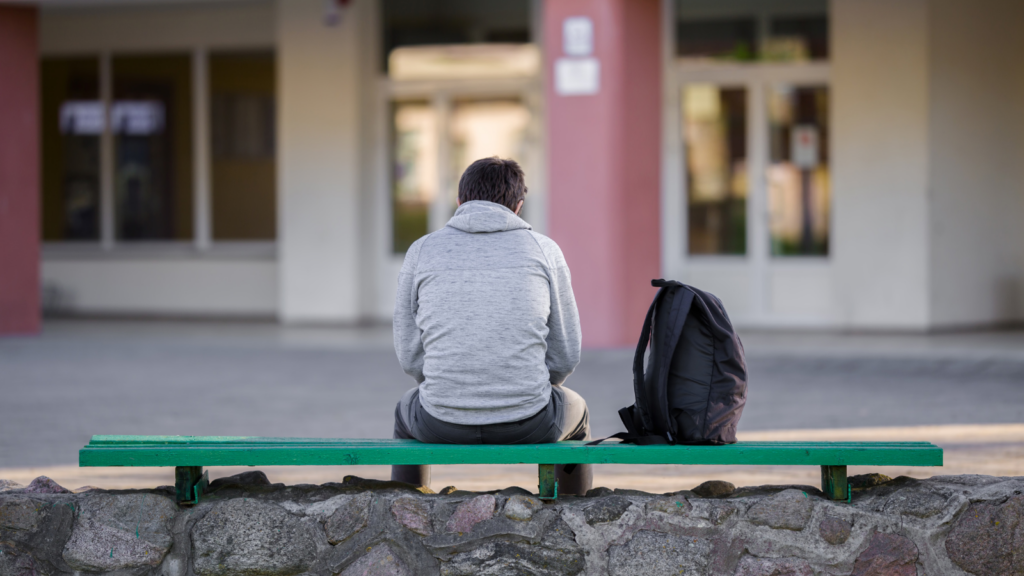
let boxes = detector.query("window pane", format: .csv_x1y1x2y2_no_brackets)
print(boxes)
768,16,829,61
210,51,276,241
768,85,829,256
392,102,436,253
676,0,829,62
448,99,530,214
683,85,747,255
677,19,757,61
113,54,193,241
41,57,100,241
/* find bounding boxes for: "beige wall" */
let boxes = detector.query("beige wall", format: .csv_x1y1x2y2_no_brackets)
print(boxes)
831,0,932,328
276,0,369,322
42,257,277,316
927,0,1024,327
831,0,1024,330
40,0,274,54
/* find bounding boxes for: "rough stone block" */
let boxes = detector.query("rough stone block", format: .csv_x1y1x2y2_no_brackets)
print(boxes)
734,556,814,576
0,541,38,576
746,489,815,531
440,539,585,576
849,473,892,489
325,492,372,545
339,543,408,576
608,530,710,576
503,495,542,522
192,498,317,576
0,497,43,532
0,480,23,492
818,516,851,545
692,480,736,498
851,532,919,576
208,471,272,491
342,476,434,494
437,516,582,575
445,495,495,534
945,494,1024,576
22,477,70,495
62,493,178,572
882,489,949,519
645,497,691,516
585,487,614,498
583,495,632,525
391,497,431,536
710,504,738,526
0,494,75,576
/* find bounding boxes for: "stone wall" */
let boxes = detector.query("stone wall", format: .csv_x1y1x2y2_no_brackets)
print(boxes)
1,472,1021,576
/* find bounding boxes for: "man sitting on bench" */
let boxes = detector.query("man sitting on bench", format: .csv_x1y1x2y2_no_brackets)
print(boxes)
391,156,592,495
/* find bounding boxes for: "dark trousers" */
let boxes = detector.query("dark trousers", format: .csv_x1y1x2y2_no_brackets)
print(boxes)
391,386,593,495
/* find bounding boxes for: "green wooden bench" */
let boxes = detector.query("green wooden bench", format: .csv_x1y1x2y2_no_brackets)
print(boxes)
79,435,942,504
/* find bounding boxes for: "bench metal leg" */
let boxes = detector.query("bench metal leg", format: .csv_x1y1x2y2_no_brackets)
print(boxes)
820,465,848,501
175,466,208,505
538,464,558,500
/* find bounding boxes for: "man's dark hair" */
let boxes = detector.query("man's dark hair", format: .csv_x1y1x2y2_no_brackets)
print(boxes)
458,157,528,212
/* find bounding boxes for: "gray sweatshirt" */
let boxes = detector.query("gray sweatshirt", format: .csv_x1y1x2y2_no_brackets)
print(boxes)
393,200,582,425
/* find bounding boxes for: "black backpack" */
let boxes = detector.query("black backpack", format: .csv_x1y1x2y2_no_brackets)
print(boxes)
616,279,747,445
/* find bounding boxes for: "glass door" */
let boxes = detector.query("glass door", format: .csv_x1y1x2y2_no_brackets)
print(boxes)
682,84,748,256
669,68,830,323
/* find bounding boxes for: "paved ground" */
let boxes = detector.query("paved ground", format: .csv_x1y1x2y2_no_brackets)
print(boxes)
2,319,1023,473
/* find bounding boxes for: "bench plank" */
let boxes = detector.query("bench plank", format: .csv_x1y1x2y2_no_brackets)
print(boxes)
80,436,943,504
80,436,943,468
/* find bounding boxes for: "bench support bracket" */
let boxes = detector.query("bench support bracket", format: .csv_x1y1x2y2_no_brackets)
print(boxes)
538,464,558,500
175,466,208,505
820,465,848,501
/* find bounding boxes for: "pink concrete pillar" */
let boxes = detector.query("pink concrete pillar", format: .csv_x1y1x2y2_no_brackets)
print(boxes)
544,0,662,348
0,6,40,335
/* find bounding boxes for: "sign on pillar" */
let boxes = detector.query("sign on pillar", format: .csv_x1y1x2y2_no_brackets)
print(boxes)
555,16,600,96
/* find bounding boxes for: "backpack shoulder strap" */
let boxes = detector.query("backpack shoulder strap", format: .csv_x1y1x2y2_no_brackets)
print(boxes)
630,286,664,434
647,282,694,442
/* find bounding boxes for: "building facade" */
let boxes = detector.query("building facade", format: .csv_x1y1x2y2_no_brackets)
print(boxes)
1,0,1023,346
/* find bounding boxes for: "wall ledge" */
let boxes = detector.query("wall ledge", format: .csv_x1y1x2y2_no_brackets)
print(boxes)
2,472,1020,575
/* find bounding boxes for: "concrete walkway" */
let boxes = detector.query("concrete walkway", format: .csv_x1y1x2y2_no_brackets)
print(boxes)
2,319,1022,492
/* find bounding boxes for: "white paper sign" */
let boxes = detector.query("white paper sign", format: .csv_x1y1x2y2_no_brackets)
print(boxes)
791,125,819,169
563,17,593,56
60,101,105,135
555,58,600,96
111,101,165,135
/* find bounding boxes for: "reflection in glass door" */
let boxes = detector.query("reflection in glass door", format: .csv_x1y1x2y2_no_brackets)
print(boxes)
392,101,437,253
767,85,829,256
682,85,747,255
391,97,530,253
448,99,530,214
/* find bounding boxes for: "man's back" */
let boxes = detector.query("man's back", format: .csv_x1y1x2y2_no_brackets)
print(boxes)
393,200,581,425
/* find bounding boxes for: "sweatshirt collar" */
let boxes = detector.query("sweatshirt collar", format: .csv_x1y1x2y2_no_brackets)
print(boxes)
445,200,532,234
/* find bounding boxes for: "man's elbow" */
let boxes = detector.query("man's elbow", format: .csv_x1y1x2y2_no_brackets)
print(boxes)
549,371,570,386
548,359,579,386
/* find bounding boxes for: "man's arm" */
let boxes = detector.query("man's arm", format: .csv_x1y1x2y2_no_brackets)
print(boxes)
544,244,582,385
393,239,426,383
